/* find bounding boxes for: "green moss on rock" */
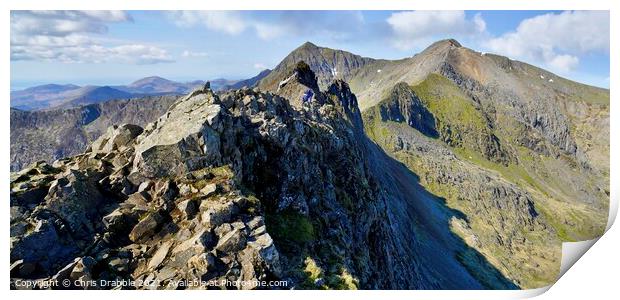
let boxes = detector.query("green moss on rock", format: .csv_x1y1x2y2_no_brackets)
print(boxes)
265,210,315,245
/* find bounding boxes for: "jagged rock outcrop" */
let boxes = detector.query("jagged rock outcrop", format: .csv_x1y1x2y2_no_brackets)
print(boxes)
90,124,144,153
10,104,285,289
273,61,326,108
378,82,438,138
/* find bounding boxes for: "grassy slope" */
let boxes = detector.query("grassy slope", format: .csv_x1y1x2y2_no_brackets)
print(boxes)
363,73,607,288
412,74,488,133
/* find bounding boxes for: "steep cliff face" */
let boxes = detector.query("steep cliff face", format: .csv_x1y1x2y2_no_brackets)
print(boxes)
376,77,510,164
430,47,609,238
378,82,438,138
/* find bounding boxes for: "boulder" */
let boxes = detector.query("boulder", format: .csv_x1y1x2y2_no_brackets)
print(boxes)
44,170,106,239
133,97,224,178
200,201,237,228
175,199,198,219
108,257,130,273
137,180,153,193
214,223,233,238
200,183,217,197
148,240,173,270
90,124,143,153
171,229,215,255
187,252,216,276
102,208,137,235
52,258,79,283
248,233,282,276
128,211,165,243
215,228,247,253
70,256,96,281
154,180,178,203
156,266,177,282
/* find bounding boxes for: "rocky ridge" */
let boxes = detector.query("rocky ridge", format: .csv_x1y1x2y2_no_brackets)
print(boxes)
12,66,511,289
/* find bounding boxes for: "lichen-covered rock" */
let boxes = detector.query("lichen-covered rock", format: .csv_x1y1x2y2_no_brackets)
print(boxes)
129,211,165,243
215,228,247,253
90,124,144,153
133,92,223,178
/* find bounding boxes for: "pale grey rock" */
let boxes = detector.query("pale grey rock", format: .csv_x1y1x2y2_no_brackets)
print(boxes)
129,211,164,243
133,92,223,178
148,240,173,269
215,228,247,253
90,124,143,153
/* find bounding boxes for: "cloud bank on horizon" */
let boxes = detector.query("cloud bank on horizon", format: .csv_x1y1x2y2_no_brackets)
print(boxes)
11,11,174,65
10,10,610,88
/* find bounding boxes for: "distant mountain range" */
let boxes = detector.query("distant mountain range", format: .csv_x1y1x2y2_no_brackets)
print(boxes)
10,73,272,111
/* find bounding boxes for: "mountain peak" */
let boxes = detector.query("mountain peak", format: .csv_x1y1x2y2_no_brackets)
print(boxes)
421,38,463,55
258,42,375,91
435,38,462,48
299,41,319,50
129,76,173,87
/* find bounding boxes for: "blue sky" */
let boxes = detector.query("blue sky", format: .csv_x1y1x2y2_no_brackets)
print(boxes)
10,10,610,89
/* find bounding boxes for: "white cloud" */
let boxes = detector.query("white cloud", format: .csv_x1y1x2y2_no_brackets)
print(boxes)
182,50,208,58
167,11,365,41
11,10,132,36
253,63,267,70
473,13,486,33
548,54,580,73
386,11,486,50
11,10,172,64
110,44,173,64
171,11,247,35
253,22,287,40
11,43,173,65
484,11,609,73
